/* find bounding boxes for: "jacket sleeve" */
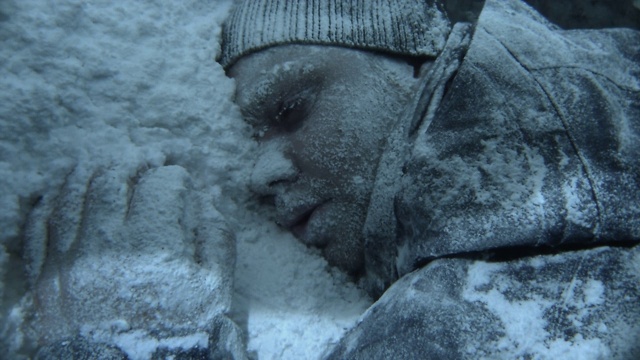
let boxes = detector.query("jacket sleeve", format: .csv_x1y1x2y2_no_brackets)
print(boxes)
394,0,640,276
326,245,640,359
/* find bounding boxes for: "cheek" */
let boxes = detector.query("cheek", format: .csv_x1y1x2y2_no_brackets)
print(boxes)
322,233,365,275
291,105,388,180
317,202,367,275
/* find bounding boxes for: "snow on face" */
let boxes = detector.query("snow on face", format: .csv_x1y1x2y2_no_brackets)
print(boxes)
229,45,415,275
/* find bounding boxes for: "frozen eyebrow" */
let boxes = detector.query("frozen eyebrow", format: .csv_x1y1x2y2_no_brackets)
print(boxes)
245,64,314,115
240,76,277,117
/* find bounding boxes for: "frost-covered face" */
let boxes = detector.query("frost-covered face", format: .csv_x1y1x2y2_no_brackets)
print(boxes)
229,45,416,275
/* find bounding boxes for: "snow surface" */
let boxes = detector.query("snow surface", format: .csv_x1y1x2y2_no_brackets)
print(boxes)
0,0,371,358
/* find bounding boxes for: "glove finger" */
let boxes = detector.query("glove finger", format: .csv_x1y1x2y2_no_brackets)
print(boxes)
47,166,92,256
191,197,235,311
24,195,50,286
125,165,191,256
74,166,129,255
192,193,235,278
26,166,94,285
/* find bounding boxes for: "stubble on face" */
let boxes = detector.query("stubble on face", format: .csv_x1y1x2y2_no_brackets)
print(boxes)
230,45,416,276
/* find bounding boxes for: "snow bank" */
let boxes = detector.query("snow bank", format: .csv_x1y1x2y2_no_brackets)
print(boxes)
233,218,370,359
0,0,370,358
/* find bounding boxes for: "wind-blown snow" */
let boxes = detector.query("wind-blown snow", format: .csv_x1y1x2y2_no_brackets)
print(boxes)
0,0,371,358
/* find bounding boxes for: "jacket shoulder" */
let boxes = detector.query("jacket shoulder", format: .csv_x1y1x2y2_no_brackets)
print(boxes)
477,0,640,90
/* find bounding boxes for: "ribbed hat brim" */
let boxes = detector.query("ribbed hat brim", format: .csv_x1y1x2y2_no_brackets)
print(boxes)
218,0,451,69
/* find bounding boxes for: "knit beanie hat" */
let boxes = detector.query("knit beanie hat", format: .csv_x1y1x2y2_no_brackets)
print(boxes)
218,0,452,69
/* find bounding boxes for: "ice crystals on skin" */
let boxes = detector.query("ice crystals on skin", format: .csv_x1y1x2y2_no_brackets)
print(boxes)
230,45,418,275
249,72,321,141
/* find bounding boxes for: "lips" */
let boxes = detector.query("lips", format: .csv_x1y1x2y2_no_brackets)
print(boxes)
278,199,329,246
290,205,318,238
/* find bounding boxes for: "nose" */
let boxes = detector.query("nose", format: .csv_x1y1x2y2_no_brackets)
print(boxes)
249,142,298,196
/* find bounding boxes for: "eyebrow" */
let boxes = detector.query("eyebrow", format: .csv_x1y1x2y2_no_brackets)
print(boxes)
240,62,313,118
245,77,277,113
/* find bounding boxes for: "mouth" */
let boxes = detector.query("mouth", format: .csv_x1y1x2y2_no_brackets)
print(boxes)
290,205,317,238
280,200,329,244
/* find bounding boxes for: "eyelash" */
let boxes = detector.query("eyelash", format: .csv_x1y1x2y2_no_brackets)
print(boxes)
271,94,309,133
275,97,303,125
250,86,317,140
249,97,304,140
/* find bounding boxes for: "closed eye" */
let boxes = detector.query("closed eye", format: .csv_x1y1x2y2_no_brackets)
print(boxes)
276,97,302,124
273,94,308,132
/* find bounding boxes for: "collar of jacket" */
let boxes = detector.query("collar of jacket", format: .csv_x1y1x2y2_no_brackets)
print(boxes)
361,22,473,298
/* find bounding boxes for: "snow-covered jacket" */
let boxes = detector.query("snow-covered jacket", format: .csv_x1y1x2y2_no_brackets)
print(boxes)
330,0,640,358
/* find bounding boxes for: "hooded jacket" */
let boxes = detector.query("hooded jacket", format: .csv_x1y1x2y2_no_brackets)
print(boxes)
363,0,640,295
332,0,640,358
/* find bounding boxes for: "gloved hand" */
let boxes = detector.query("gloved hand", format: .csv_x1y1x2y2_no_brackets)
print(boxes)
23,165,239,357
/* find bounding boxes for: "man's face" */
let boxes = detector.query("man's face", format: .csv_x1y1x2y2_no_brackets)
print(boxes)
229,45,415,275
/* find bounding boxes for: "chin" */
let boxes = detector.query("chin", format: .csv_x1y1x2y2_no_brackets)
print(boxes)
322,235,365,277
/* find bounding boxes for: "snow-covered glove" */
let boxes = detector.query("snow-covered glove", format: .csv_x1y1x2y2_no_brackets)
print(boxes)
23,165,245,359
